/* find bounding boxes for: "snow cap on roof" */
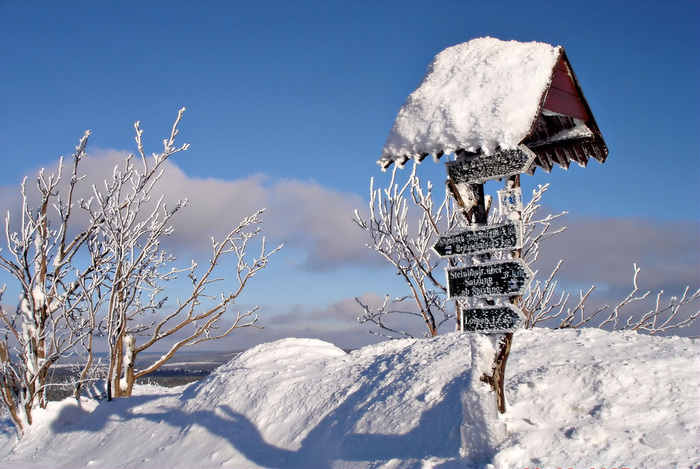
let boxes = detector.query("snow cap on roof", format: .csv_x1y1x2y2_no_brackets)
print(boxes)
379,37,561,168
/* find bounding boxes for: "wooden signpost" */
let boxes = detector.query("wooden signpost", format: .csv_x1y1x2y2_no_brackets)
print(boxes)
374,41,611,465
447,259,533,300
432,221,522,258
435,154,532,414
445,145,537,185
461,305,524,334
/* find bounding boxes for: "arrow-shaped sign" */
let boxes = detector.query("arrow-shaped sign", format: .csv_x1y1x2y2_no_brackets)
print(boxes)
447,259,533,299
445,144,537,185
433,221,522,258
461,305,525,333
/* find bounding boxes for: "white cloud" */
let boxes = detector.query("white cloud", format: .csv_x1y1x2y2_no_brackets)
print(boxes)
530,213,699,296
264,179,381,271
2,149,697,347
526,213,700,335
0,149,383,273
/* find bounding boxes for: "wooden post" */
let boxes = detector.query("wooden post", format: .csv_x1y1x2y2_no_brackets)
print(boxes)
446,163,522,414
479,174,521,414
470,181,509,414
445,177,471,332
480,332,512,414
445,178,489,331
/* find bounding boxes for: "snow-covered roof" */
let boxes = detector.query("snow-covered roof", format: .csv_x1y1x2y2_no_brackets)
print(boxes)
379,37,608,172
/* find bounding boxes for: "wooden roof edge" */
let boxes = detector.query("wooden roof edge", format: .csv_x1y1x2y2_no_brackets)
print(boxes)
525,46,565,140
379,47,608,170
379,151,447,170
555,49,608,163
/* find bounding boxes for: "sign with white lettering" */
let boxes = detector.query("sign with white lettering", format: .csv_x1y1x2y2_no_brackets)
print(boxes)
433,222,522,258
462,305,525,333
446,259,533,299
445,145,537,185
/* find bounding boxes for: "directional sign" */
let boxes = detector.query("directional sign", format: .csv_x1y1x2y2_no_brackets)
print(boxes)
462,305,525,333
445,144,537,185
447,259,533,299
433,221,522,258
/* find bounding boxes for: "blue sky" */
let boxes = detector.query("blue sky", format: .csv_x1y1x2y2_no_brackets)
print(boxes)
1,1,698,349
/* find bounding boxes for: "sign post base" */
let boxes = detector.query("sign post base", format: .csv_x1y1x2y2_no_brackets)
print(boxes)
460,333,508,462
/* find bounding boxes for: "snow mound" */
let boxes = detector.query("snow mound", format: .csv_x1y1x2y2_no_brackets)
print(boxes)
380,37,560,166
1,329,698,468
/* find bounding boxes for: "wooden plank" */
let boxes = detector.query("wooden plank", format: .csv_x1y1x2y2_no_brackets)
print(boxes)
433,221,522,258
543,57,590,121
445,145,537,185
570,143,585,166
447,259,533,299
462,305,525,333
543,90,589,121
555,147,570,169
590,141,606,163
541,151,554,173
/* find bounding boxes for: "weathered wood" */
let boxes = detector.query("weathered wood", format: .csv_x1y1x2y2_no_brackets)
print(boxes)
446,177,471,222
447,259,532,299
480,332,514,414
433,221,522,258
479,175,521,414
446,146,537,185
462,305,524,333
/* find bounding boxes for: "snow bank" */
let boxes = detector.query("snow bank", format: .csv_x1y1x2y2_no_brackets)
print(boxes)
380,37,561,167
1,329,698,468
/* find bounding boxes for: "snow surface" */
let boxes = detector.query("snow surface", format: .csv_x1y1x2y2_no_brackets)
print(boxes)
1,329,698,468
380,37,561,167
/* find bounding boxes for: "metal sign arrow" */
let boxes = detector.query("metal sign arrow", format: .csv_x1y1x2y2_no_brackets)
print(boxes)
461,304,525,333
433,221,522,258
445,144,538,185
446,259,533,299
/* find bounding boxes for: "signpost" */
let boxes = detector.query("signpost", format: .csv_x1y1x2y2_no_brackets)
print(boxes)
446,259,533,299
438,172,529,414
376,37,609,428
462,305,525,333
433,221,522,257
445,145,537,185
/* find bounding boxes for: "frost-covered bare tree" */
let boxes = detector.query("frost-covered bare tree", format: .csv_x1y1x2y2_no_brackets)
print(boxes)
355,160,699,339
0,109,280,437
81,109,281,399
515,187,700,333
523,262,700,334
354,163,460,338
0,131,101,437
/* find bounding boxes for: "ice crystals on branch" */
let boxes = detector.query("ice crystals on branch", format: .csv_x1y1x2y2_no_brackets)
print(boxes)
0,109,281,437
356,167,699,339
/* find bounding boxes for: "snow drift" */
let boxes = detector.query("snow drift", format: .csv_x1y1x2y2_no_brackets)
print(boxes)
1,328,698,468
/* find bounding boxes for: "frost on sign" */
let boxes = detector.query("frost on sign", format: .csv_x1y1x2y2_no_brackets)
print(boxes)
447,259,533,299
445,145,537,185
462,305,525,333
433,221,522,258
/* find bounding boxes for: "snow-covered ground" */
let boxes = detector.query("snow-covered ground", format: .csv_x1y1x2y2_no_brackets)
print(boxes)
1,328,698,468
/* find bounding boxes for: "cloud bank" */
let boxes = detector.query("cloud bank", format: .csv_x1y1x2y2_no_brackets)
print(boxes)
1,150,697,346
0,149,382,273
530,212,699,296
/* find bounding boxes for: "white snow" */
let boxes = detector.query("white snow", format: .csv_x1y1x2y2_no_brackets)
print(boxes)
1,329,698,468
380,37,561,167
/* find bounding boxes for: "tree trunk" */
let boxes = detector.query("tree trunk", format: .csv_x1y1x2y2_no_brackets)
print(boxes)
122,336,137,397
